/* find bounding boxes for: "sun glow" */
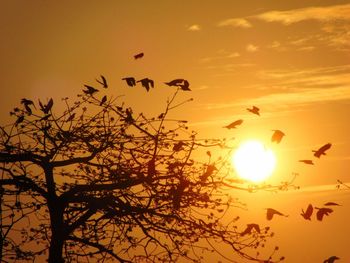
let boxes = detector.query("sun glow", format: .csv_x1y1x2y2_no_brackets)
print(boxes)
232,140,276,182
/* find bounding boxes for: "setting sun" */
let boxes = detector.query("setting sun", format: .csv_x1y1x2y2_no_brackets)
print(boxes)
232,140,276,182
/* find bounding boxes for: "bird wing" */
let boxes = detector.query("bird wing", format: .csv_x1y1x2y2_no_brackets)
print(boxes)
165,79,184,86
319,143,332,153
324,202,340,206
305,204,313,217
225,119,243,129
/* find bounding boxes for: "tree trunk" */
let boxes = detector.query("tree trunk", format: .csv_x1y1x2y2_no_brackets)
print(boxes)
44,164,66,263
48,202,66,263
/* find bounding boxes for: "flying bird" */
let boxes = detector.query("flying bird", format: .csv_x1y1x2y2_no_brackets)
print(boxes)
83,85,99,95
96,75,108,88
247,106,260,116
299,160,314,165
223,119,243,129
122,77,136,87
241,223,260,236
313,143,332,158
301,204,313,220
315,207,333,221
165,79,191,91
323,256,340,263
38,98,53,114
324,202,341,206
134,52,144,59
137,78,154,92
266,208,288,221
271,130,285,143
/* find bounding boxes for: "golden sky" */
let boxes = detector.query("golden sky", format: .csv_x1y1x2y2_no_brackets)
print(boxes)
1,1,350,262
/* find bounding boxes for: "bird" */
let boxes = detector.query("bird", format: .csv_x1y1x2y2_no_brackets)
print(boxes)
313,143,332,158
299,160,314,165
66,113,76,122
21,98,35,115
96,75,108,88
247,106,260,116
39,98,53,114
323,256,340,263
83,85,99,95
15,115,25,126
315,207,333,221
301,204,313,220
134,52,144,59
266,208,288,220
324,202,341,206
200,164,217,183
165,79,191,91
137,78,154,92
122,77,136,87
100,95,107,106
241,223,260,236
271,130,285,143
223,119,243,129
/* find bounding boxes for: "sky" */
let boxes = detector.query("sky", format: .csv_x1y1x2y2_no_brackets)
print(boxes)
1,0,350,262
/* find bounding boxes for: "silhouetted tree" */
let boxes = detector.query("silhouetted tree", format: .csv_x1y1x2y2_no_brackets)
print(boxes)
0,80,288,263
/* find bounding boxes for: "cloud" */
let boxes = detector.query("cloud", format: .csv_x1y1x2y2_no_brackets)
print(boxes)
246,44,259,52
187,24,201,31
217,18,252,28
200,50,240,63
253,4,350,25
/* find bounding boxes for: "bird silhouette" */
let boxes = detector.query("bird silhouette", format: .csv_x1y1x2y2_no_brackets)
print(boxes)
15,115,24,126
240,223,260,236
83,85,99,95
315,207,333,221
38,98,53,114
223,119,243,129
165,79,191,91
266,208,288,220
122,77,136,87
271,130,285,143
299,160,314,165
324,202,341,206
323,256,340,263
21,98,35,115
137,78,154,92
301,204,313,220
199,164,217,183
134,52,144,59
100,95,107,106
96,75,108,88
313,143,331,158
247,106,260,116
66,113,76,122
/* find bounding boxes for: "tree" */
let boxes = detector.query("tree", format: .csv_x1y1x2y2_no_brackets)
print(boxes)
0,78,288,263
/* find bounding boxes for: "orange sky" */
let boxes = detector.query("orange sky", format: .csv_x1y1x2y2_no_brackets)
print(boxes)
1,1,350,262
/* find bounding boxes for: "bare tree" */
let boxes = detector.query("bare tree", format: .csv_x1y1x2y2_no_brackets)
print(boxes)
0,79,288,263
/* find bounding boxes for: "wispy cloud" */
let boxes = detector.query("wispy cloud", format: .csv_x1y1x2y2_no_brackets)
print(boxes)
217,18,252,28
200,65,350,111
187,24,201,31
246,44,259,52
200,50,240,63
253,4,350,25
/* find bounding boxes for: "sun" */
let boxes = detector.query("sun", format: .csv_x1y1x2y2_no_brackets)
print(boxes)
232,140,276,182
